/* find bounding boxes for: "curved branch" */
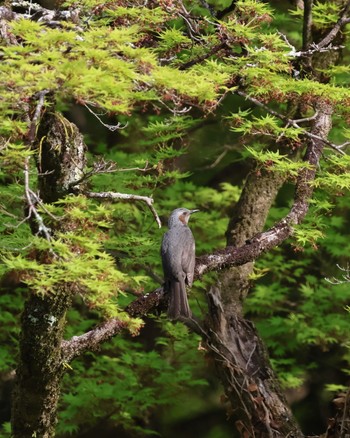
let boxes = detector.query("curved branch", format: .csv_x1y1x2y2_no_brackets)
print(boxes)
87,191,162,228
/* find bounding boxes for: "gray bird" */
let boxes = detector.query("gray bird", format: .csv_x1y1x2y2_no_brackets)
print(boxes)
161,208,199,320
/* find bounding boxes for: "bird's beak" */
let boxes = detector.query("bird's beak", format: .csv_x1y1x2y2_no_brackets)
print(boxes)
190,209,200,214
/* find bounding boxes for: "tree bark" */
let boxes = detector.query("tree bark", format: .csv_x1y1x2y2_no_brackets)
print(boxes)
12,292,71,438
11,107,87,438
202,102,333,437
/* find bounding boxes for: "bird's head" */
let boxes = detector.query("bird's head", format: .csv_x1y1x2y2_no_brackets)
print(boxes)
168,208,199,228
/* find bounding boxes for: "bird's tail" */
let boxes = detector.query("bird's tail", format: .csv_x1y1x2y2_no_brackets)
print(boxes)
167,279,192,320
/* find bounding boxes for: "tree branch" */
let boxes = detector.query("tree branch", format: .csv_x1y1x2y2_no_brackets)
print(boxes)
87,191,162,228
61,319,128,363
84,103,128,131
23,157,53,242
316,0,350,49
236,89,345,155
61,287,165,362
27,90,50,144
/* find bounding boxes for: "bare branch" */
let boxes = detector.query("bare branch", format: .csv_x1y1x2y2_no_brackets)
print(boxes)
61,287,165,362
278,31,345,58
177,1,202,42
69,159,152,188
202,145,233,169
24,157,52,241
325,263,350,284
28,90,50,144
159,99,192,115
87,191,162,228
84,103,128,131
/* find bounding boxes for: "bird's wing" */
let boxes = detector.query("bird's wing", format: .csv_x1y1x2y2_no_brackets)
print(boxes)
180,228,196,286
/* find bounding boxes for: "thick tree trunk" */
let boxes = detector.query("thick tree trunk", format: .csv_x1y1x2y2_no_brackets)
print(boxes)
205,286,303,437
203,103,333,436
204,168,303,437
11,108,87,437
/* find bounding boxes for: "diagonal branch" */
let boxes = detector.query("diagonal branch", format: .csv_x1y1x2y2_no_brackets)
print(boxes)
61,287,165,362
316,0,350,49
61,319,128,363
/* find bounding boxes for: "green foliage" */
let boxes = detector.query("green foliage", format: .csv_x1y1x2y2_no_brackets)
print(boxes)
1,0,350,435
290,1,342,29
314,153,350,191
246,146,311,176
57,320,207,437
246,191,350,389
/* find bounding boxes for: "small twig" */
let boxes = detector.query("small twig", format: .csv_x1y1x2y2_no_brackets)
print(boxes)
24,157,52,241
87,191,162,228
159,99,192,116
290,43,345,58
236,90,346,155
202,145,233,169
69,159,151,188
293,113,319,123
28,89,50,144
177,0,203,42
325,263,350,285
84,103,128,131
277,31,295,51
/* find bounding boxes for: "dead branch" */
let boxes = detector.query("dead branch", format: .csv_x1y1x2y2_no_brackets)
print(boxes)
87,191,162,228
23,157,52,241
28,90,50,144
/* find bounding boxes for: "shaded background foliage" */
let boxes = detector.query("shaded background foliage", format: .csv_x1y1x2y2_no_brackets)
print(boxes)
1,0,350,436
